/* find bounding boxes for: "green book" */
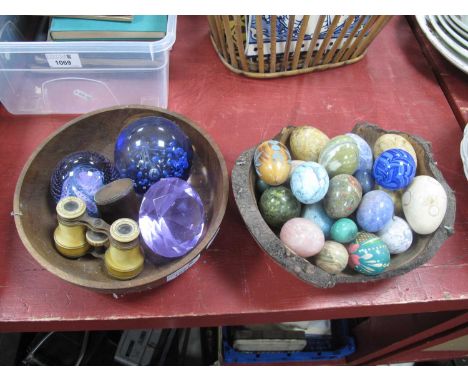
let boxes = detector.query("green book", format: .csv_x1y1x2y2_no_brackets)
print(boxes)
49,15,167,41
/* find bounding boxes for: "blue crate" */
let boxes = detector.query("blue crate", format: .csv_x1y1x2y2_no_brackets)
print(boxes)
222,320,355,364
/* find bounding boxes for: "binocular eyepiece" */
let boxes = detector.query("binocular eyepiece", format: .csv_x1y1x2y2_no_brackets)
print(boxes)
53,196,144,280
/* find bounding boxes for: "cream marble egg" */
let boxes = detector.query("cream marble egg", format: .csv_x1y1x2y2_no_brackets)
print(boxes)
402,175,447,235
373,134,418,166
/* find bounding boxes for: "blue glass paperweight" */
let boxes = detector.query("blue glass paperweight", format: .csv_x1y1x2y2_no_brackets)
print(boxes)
50,151,119,217
114,116,193,194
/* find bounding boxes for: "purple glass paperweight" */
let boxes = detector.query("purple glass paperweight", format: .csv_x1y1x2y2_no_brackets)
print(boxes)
50,151,119,217
139,178,205,262
114,116,193,195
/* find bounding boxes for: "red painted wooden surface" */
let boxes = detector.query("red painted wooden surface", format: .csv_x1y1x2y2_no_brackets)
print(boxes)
409,17,468,129
348,311,468,365
368,323,468,365
1,16,468,332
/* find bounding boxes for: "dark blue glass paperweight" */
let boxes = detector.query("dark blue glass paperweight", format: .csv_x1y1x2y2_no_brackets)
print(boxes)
114,116,193,194
50,151,119,217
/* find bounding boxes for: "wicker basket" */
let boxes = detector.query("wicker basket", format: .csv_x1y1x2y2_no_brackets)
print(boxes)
231,122,456,288
208,15,392,78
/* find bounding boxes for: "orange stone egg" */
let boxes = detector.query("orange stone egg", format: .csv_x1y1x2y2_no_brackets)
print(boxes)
254,140,291,186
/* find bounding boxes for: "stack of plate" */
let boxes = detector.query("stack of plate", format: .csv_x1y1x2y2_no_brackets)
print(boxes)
416,15,468,74
460,124,468,180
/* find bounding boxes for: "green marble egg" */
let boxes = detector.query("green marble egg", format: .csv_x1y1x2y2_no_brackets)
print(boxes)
319,135,359,177
315,241,349,274
330,218,358,243
259,186,301,227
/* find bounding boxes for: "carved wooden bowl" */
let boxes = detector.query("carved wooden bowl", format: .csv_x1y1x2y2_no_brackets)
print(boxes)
14,106,229,294
232,122,456,288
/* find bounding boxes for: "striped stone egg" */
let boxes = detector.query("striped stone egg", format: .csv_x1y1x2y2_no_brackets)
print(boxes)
315,241,349,274
318,135,359,178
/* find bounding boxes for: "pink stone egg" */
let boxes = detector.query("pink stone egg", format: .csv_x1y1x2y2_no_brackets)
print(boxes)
280,217,325,258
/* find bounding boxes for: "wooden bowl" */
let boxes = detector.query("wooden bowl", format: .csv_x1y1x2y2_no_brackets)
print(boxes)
232,122,456,288
14,105,229,294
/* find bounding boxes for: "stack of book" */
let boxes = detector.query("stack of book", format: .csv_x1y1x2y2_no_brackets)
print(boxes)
48,15,167,41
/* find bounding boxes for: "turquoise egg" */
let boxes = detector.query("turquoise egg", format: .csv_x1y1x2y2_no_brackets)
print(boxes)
348,232,390,276
302,202,335,238
330,218,358,243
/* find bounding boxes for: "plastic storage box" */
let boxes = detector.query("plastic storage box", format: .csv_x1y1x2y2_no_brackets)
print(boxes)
219,320,356,365
0,16,176,114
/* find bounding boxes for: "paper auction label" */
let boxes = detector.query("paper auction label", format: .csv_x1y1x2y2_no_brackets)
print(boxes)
46,53,82,68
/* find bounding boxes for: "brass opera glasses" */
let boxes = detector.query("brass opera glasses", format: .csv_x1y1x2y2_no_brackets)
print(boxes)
54,196,144,280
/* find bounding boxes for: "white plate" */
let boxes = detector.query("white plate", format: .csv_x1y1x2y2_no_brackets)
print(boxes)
415,15,468,74
443,15,468,41
450,15,468,34
437,15,468,49
460,124,468,180
429,15,468,59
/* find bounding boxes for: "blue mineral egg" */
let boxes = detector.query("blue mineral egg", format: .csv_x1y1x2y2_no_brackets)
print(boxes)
290,162,329,204
373,148,416,190
356,190,394,232
301,202,335,238
50,151,119,217
346,133,373,172
114,116,193,194
354,169,374,194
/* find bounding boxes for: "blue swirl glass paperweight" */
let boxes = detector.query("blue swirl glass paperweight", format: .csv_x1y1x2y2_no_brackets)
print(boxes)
114,116,193,195
50,151,119,217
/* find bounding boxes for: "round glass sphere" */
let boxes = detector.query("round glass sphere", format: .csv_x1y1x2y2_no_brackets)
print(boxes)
139,178,205,262
114,116,193,194
50,151,119,217
373,148,416,190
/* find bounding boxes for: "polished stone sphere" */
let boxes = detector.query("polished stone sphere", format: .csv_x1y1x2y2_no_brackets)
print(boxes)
315,241,349,274
301,202,335,238
254,140,291,186
356,190,394,232
377,216,413,254
290,162,329,204
319,135,359,177
280,218,325,258
346,133,373,172
354,169,374,194
114,116,193,194
330,218,358,243
323,174,362,219
259,186,301,227
290,126,329,161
